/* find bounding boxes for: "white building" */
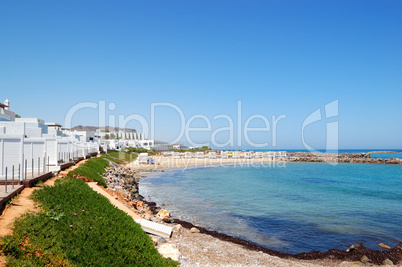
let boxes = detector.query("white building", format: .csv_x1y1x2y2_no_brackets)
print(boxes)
0,99,15,121
0,99,100,179
95,129,145,141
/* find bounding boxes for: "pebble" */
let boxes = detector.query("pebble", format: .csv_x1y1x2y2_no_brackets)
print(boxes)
190,227,200,233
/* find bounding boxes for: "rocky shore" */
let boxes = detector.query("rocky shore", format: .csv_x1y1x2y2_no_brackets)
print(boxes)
288,152,402,164
101,161,401,266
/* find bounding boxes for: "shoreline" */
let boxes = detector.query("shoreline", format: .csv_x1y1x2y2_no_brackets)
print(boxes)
127,152,402,173
123,158,401,265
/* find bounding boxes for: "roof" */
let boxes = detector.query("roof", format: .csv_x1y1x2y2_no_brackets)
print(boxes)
45,122,62,127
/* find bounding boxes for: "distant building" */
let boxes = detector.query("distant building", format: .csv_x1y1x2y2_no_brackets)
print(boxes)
95,129,145,141
0,99,16,121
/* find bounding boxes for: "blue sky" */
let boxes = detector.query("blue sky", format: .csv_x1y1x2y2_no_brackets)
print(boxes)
1,1,401,149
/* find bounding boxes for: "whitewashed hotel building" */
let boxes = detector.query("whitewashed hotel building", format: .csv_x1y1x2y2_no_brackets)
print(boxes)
0,99,100,180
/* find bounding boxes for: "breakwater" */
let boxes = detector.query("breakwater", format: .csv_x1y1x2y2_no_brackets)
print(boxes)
288,152,402,164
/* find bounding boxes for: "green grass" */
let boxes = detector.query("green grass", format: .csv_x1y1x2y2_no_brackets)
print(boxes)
107,150,138,162
0,174,178,266
68,157,109,187
104,154,123,165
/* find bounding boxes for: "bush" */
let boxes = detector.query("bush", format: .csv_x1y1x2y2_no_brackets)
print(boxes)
69,157,109,187
1,177,177,266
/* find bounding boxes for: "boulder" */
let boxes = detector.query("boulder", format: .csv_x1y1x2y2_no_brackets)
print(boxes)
190,227,200,233
173,224,182,232
156,209,172,223
360,255,370,264
383,259,393,265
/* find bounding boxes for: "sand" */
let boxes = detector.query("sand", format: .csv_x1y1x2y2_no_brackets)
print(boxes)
127,155,287,171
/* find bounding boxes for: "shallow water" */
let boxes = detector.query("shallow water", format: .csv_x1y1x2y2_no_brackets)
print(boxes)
140,162,402,254
371,152,402,159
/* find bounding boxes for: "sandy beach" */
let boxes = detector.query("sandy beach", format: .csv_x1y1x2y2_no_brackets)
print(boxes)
127,155,287,171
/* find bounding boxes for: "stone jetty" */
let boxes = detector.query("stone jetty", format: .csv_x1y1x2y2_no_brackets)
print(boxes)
288,152,402,164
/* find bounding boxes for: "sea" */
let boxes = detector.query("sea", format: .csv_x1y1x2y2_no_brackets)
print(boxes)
139,151,402,254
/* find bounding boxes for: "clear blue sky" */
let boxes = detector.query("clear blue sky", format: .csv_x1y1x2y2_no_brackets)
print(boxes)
1,1,401,149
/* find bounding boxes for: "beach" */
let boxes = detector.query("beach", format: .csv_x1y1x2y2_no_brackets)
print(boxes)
122,156,401,266
128,155,287,171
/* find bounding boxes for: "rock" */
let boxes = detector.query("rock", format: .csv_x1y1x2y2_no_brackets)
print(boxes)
190,227,200,233
382,259,393,265
360,255,370,264
157,244,181,261
156,209,172,223
135,201,145,211
378,242,391,249
151,236,167,246
173,224,182,232
347,243,364,252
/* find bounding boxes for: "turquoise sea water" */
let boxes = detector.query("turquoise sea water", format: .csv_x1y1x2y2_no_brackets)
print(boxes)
371,153,402,159
140,162,402,254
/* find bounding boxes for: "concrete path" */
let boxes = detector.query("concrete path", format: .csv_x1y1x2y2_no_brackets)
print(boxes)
0,185,23,199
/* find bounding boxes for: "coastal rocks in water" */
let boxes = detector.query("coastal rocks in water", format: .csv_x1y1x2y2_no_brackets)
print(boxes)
102,164,143,201
135,200,145,211
190,227,200,234
157,243,181,261
379,243,391,249
156,209,172,223
288,152,402,165
347,243,365,252
134,201,152,215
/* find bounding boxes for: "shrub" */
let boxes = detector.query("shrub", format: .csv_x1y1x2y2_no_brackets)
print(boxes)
68,157,109,187
1,178,177,266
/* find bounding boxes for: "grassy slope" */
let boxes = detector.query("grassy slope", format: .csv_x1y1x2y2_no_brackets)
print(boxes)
68,157,109,187
0,160,177,267
107,151,137,162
